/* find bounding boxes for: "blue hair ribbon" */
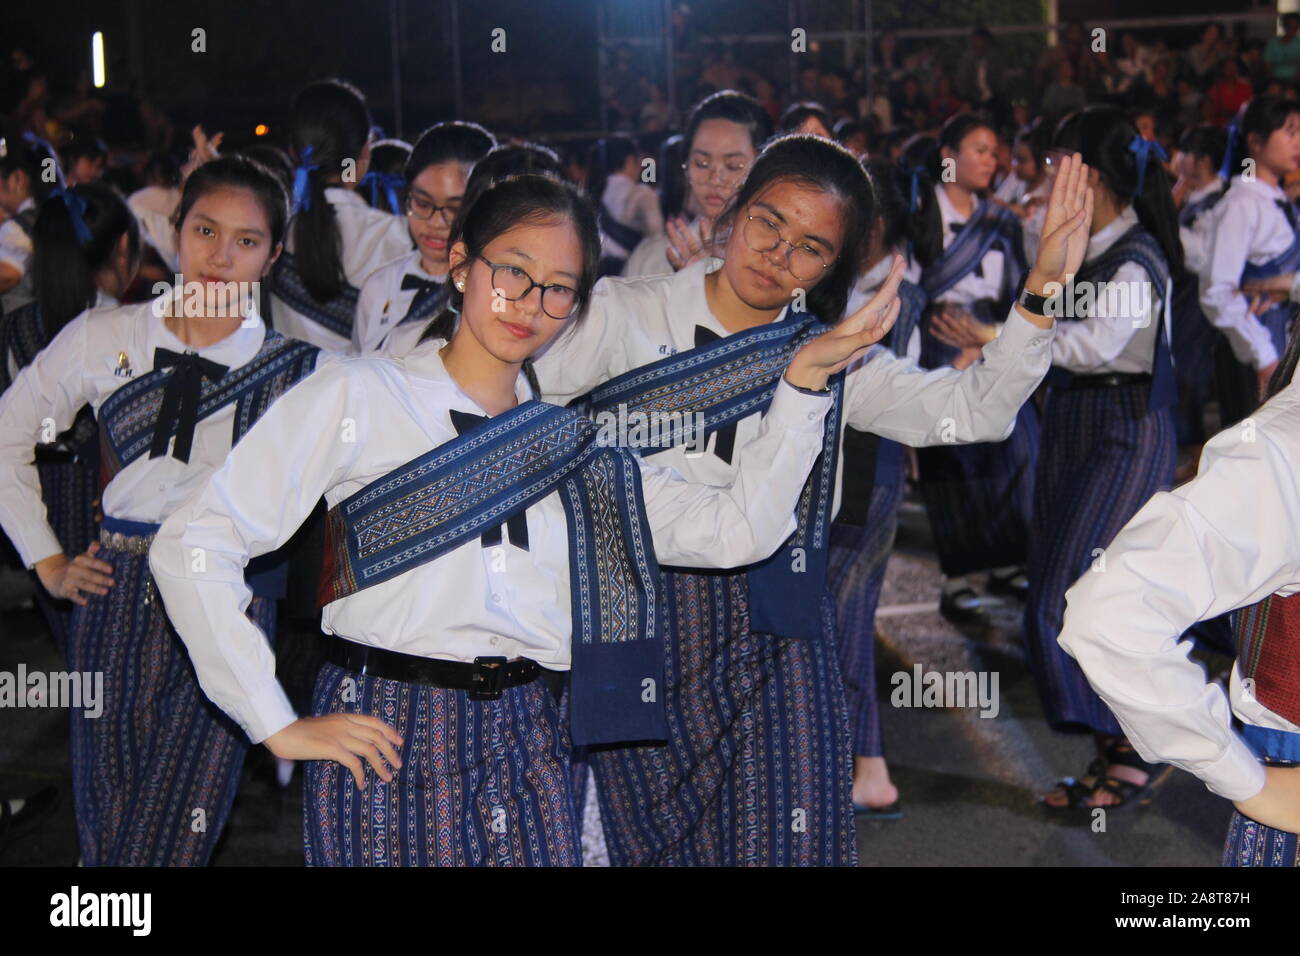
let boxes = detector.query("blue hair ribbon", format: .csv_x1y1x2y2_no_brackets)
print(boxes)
1128,135,1168,196
1218,121,1239,183
49,187,92,243
907,165,922,213
360,170,403,214
291,145,320,214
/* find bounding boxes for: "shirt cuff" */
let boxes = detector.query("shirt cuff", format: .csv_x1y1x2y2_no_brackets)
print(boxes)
1199,737,1268,803
769,376,832,433
993,303,1056,355
15,525,63,570
242,684,299,746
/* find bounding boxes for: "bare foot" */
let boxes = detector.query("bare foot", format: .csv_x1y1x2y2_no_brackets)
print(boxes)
853,755,900,808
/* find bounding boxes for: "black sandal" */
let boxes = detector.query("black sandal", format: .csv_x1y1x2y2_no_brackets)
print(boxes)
1089,742,1174,811
1039,757,1106,812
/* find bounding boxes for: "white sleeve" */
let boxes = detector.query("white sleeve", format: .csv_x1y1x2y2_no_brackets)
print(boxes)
351,270,386,355
638,379,830,568
1198,199,1279,369
1049,262,1158,372
0,315,93,565
634,184,664,238
0,221,32,272
149,361,368,744
1058,395,1300,802
532,278,631,404
844,305,1053,445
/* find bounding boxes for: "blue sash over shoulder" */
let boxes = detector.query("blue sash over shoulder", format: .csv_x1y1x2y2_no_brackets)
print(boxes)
318,401,668,747
1240,219,1300,357
579,313,842,642
921,199,1027,304
270,251,361,339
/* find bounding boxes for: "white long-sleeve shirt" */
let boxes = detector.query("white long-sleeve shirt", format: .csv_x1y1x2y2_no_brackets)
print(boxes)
269,187,413,353
600,172,664,261
0,197,36,315
0,300,301,567
128,185,181,272
1048,205,1164,375
1058,378,1300,803
148,340,831,745
532,256,1055,519
933,185,1007,307
353,248,445,356
1197,176,1300,370
1178,177,1225,278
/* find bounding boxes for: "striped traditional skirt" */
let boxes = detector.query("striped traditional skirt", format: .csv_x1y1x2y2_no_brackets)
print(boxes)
588,569,857,866
1214,306,1292,429
1170,279,1220,446
304,659,578,867
827,481,905,759
67,516,274,866
1223,809,1300,867
915,402,1039,577
1022,384,1176,733
33,455,100,656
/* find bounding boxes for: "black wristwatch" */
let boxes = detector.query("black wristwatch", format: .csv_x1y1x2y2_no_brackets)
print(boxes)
1017,286,1058,316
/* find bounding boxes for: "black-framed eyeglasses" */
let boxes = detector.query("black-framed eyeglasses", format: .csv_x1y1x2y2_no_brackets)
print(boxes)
741,214,832,282
406,192,461,224
473,255,581,320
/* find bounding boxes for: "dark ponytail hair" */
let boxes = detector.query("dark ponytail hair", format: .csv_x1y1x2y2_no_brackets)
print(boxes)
457,142,565,221
585,135,638,209
862,157,907,262
361,138,412,214
777,101,833,137
1267,315,1300,399
1052,106,1183,273
718,133,874,322
903,113,997,269
1222,95,1300,182
418,173,601,368
289,78,372,301
31,182,139,337
0,133,62,203
174,155,290,249
656,133,688,218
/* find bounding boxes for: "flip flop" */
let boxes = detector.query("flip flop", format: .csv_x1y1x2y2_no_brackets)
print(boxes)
853,800,904,820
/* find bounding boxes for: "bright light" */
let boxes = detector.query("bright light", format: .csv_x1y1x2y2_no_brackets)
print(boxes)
91,33,105,88
254,124,269,137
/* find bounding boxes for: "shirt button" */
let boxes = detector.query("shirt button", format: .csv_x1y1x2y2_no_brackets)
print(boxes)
490,636,500,646
492,593,502,604
807,411,819,421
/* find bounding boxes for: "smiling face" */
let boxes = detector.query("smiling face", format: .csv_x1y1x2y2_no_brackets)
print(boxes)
176,186,280,316
448,218,583,366
944,125,999,192
719,179,843,311
407,161,470,274
687,118,758,220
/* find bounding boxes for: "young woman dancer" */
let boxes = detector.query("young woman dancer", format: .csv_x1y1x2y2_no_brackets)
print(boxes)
357,137,411,216
909,113,1036,625
0,133,61,315
932,106,1185,810
268,78,412,352
0,156,322,865
0,182,140,653
1058,329,1300,863
1198,95,1300,427
828,158,929,818
351,121,495,354
148,172,903,866
533,134,1085,865
588,135,662,277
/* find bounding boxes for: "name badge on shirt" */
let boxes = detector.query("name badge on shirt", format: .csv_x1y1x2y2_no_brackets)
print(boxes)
658,344,678,356
113,351,134,378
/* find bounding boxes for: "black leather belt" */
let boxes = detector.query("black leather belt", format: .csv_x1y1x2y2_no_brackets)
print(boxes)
323,635,546,701
1062,372,1152,390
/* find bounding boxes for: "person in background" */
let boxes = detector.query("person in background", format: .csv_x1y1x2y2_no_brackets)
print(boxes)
357,138,412,217
1265,12,1300,84
60,134,107,187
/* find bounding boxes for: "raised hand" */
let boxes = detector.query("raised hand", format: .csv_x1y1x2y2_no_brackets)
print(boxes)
929,304,995,350
664,215,716,271
785,255,905,391
1029,151,1093,294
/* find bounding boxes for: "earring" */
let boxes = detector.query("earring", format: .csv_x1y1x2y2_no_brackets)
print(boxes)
455,280,465,291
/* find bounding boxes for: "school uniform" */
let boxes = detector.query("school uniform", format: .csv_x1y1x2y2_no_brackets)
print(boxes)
1198,175,1300,427
827,259,927,759
1022,208,1179,734
598,172,663,277
127,185,181,272
0,291,116,653
0,301,320,865
1173,177,1228,447
269,187,412,352
915,185,1038,580
533,256,1054,865
352,249,447,355
147,340,833,867
1058,377,1300,866
0,197,38,315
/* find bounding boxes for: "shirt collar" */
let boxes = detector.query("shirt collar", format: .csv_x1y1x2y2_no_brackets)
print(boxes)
400,337,536,409
1229,174,1285,201
151,311,267,369
1085,204,1140,262
1187,177,1224,205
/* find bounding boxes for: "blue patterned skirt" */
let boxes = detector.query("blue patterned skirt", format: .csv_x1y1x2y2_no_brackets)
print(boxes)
1022,384,1175,733
33,453,100,656
916,402,1039,577
67,522,274,866
588,569,857,866
304,660,578,866
827,482,905,759
1223,809,1300,867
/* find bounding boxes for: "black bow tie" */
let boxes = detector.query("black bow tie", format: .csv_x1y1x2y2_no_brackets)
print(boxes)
449,409,530,551
693,326,737,465
401,274,443,293
148,348,229,463
1277,199,1298,232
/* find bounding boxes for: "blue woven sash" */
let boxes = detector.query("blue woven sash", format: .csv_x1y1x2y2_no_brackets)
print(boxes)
920,199,1027,304
270,251,361,339
578,313,842,641
98,329,320,481
1240,222,1300,356
597,202,644,253
318,400,667,747
1045,225,1176,411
